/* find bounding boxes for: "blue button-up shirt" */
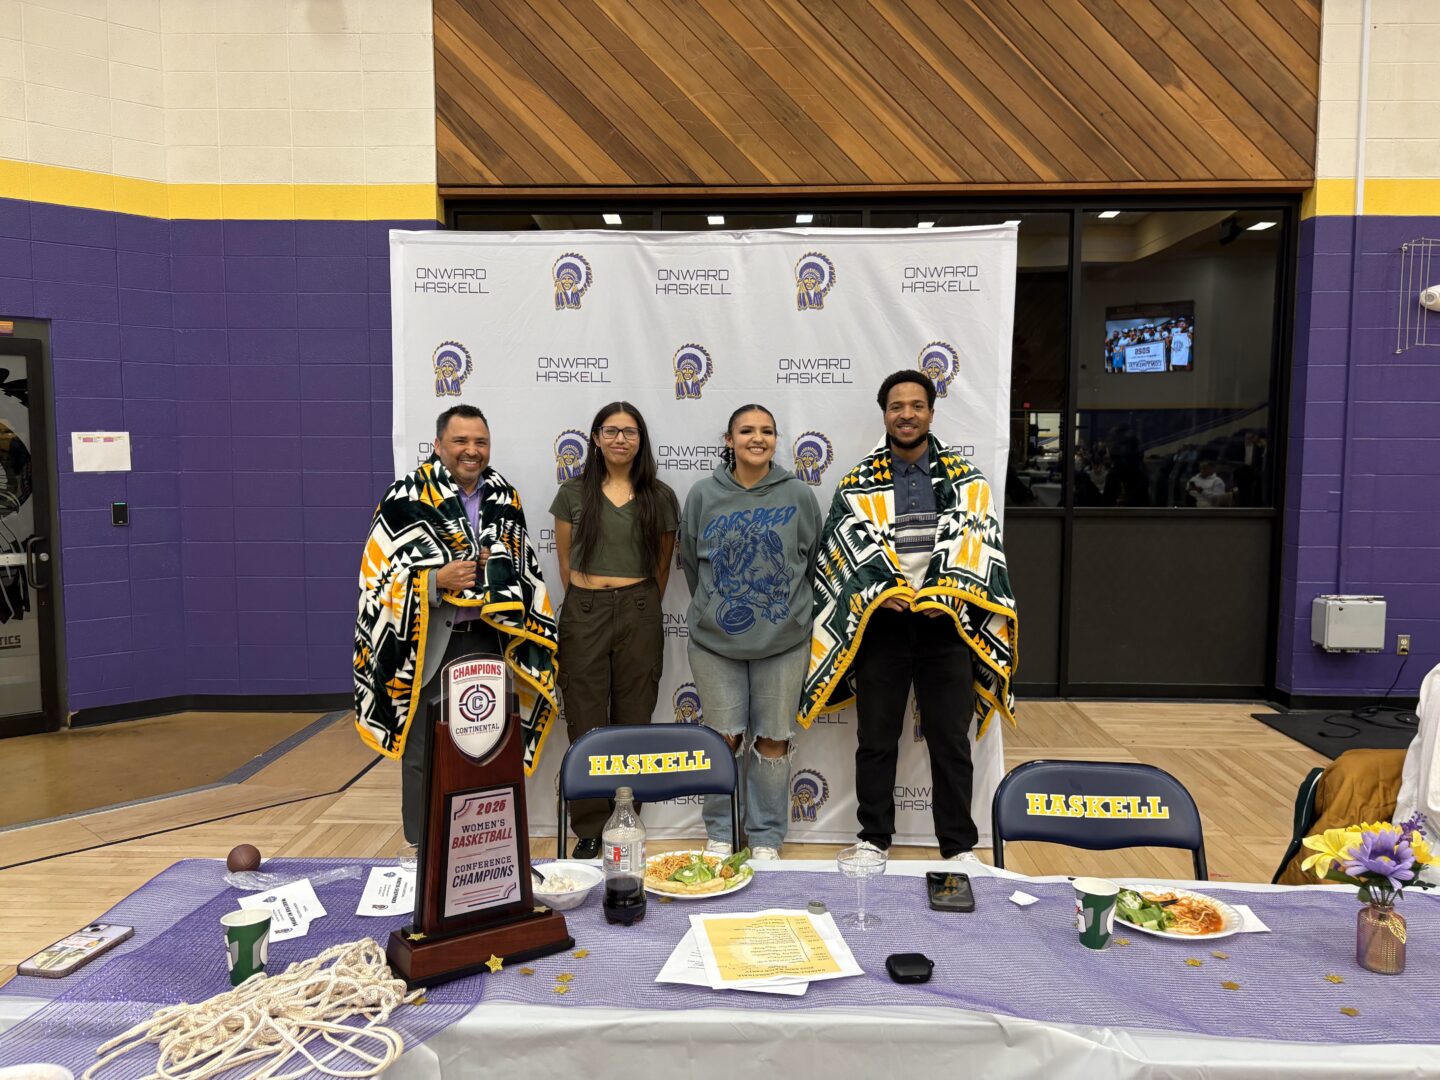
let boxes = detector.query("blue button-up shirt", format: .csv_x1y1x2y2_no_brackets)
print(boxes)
453,484,483,624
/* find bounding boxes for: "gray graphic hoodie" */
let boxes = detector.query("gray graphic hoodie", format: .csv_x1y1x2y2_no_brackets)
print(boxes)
679,463,824,661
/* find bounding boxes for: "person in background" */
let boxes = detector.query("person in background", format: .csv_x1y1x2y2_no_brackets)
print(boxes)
680,404,823,861
1186,459,1228,507
551,402,679,859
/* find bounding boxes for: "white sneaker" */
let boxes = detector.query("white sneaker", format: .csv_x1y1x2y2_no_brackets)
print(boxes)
751,845,779,861
856,840,887,855
705,839,733,857
947,850,980,863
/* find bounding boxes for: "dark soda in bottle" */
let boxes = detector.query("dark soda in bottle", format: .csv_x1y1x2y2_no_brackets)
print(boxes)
601,786,646,925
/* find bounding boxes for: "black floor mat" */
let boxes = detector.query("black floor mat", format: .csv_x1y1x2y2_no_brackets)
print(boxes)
1252,708,1420,759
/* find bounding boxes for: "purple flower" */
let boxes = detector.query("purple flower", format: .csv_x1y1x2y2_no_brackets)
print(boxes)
1396,812,1426,838
1343,826,1416,886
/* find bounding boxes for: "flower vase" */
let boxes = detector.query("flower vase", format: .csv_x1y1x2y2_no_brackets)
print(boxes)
1356,902,1406,975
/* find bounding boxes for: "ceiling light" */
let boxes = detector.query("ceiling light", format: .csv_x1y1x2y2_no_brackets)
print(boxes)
1247,221,1276,231
795,213,813,224
603,213,622,225
707,215,725,226
917,220,935,229
1098,210,1121,219
1003,219,1022,227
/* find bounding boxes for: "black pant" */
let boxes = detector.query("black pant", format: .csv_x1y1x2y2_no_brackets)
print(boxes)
557,579,663,839
853,608,978,856
402,621,503,845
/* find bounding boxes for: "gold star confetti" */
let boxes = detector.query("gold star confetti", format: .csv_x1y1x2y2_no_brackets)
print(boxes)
1325,974,1345,984
1340,1007,1359,1017
1221,981,1240,991
534,905,549,914
554,984,571,995
484,954,505,974
1112,937,1132,946
658,895,674,903
519,967,536,976
412,994,427,1005
405,931,427,942
1210,951,1229,960
556,973,574,983
573,949,590,959
1185,958,1203,967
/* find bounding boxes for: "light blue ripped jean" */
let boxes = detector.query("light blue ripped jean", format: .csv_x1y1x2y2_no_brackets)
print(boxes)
686,636,808,851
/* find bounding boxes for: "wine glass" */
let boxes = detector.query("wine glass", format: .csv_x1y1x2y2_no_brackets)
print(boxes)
396,842,419,873
836,843,888,929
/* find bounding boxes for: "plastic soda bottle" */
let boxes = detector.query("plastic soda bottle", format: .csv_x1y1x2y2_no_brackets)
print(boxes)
602,786,646,925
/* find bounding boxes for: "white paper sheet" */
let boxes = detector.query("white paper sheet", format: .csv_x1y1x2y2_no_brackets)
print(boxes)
656,929,807,995
689,908,864,990
1231,904,1272,933
71,431,131,472
239,878,326,941
1009,890,1040,907
356,866,417,917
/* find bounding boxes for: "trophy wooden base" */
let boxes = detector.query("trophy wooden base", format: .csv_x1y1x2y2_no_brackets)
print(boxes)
386,908,574,987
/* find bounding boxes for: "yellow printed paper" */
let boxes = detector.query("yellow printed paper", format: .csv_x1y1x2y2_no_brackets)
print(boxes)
699,914,843,981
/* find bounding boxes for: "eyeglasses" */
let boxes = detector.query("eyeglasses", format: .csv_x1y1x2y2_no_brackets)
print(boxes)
599,426,639,441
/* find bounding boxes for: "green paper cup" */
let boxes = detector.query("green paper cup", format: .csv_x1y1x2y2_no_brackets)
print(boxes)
222,909,271,985
1073,877,1120,950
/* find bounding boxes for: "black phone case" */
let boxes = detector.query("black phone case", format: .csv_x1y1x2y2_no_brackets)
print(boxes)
926,870,976,912
886,952,934,984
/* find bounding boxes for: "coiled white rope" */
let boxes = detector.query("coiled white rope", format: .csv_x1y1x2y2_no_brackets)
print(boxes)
83,939,426,1080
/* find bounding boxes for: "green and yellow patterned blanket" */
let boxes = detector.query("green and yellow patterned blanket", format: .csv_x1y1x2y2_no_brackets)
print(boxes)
353,456,559,773
799,435,1018,736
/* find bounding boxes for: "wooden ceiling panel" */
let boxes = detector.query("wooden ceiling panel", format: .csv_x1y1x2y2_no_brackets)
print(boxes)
434,0,1319,190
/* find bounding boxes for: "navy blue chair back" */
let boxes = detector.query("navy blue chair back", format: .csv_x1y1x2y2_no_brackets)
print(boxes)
556,724,740,850
992,760,1208,879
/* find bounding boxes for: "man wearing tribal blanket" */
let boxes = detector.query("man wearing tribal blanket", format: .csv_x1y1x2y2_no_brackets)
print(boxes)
799,370,1018,860
354,405,559,844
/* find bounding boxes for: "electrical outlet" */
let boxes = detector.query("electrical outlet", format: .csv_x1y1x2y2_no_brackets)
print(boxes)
1397,634,1411,656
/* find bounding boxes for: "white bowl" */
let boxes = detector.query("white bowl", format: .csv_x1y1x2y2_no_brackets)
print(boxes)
532,861,604,911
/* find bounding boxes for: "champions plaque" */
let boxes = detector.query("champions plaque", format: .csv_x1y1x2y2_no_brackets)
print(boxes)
386,650,572,986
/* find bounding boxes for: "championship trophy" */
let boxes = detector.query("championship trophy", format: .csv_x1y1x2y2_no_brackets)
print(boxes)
387,650,573,985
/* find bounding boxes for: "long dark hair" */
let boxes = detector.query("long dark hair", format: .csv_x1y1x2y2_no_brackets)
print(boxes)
719,403,777,470
573,401,664,576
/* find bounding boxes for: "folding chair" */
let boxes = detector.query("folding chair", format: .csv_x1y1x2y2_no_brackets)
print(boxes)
555,724,740,852
992,759,1209,880
1270,766,1325,884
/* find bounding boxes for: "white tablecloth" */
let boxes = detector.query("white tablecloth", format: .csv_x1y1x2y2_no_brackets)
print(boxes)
2,862,1435,1079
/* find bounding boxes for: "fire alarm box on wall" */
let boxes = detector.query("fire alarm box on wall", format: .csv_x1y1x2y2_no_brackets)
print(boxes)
1311,595,1386,653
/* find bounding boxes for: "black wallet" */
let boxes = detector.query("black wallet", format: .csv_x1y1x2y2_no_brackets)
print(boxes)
885,952,934,984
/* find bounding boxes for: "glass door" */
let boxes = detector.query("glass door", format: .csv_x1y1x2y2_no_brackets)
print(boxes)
0,337,60,735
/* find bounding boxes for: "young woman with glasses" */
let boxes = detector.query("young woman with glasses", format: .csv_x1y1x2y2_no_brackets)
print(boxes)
550,402,679,859
678,404,822,861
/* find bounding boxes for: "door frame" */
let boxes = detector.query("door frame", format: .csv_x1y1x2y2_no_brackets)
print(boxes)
1,335,63,736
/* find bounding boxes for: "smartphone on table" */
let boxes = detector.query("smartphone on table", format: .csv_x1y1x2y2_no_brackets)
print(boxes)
926,870,976,913
18,924,134,978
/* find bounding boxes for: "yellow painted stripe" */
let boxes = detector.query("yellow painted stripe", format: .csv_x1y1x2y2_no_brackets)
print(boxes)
0,158,438,221
1302,177,1440,219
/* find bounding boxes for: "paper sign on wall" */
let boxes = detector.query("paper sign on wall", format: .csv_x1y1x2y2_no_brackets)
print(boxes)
71,432,131,472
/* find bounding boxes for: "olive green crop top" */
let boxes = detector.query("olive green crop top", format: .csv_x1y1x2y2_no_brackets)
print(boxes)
549,479,679,577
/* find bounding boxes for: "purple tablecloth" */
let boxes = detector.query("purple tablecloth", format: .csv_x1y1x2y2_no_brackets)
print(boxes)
3,858,1438,1073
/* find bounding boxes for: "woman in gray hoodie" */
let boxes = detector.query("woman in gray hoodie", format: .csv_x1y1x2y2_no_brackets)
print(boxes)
679,404,823,860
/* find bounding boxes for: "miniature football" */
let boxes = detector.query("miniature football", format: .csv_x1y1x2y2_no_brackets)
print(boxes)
226,844,262,872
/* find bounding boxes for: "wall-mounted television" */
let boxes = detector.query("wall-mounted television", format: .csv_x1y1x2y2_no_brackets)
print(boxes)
1104,301,1194,374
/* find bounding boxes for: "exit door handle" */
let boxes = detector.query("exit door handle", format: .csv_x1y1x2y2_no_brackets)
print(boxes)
24,535,50,590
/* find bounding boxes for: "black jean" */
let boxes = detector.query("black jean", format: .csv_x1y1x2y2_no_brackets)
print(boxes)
853,607,978,856
402,621,503,845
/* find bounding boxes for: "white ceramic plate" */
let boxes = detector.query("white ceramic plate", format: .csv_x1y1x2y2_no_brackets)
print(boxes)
644,850,755,899
1114,886,1244,941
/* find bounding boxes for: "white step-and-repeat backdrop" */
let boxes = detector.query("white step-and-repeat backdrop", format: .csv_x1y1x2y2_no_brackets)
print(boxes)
390,226,1016,846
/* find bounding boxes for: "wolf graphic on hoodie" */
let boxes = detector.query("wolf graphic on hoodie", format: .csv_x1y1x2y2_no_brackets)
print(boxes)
680,465,823,662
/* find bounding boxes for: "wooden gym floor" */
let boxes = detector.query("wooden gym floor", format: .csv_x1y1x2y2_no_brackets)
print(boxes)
0,701,1326,987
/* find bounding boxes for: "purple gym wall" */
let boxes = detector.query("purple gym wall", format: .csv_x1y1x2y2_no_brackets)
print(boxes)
1279,213,1440,699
